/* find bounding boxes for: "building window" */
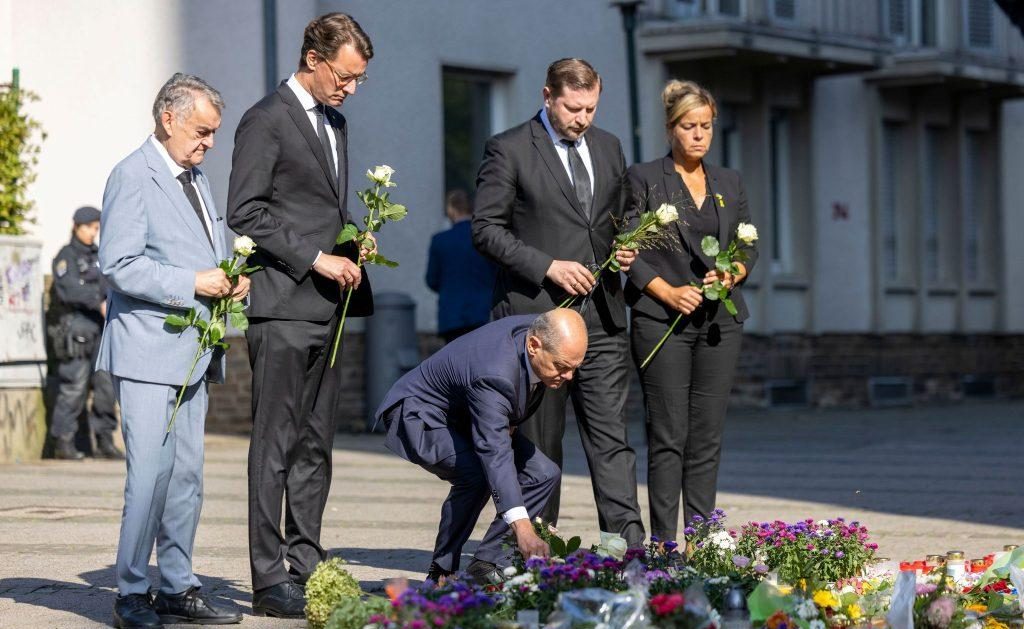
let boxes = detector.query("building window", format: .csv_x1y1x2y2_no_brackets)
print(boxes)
880,121,915,281
963,130,997,285
718,105,741,172
669,0,703,19
769,109,792,272
919,0,937,46
922,126,957,284
442,68,504,195
772,0,796,20
964,0,993,48
886,0,909,41
717,0,742,16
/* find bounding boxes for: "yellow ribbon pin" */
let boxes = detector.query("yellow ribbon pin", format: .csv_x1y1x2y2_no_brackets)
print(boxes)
714,193,725,208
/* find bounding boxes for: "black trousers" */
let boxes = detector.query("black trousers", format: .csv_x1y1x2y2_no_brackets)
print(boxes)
517,304,645,545
423,430,560,572
246,317,341,591
630,308,743,542
50,357,116,440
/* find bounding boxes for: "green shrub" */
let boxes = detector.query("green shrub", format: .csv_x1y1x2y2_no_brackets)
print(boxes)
304,558,362,629
325,595,391,629
0,78,45,235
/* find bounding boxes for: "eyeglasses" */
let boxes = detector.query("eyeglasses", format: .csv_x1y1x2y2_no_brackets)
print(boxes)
318,55,368,87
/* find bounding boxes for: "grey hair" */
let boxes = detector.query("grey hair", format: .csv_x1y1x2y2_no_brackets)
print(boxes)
151,73,224,125
528,311,563,354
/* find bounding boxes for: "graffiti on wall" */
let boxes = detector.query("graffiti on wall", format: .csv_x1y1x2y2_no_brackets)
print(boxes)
0,238,45,363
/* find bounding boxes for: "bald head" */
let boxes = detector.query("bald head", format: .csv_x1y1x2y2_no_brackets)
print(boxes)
526,309,588,388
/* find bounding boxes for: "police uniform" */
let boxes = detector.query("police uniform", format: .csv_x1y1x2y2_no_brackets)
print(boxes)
48,206,121,459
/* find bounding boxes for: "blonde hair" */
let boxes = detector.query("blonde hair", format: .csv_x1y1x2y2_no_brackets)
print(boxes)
662,79,717,128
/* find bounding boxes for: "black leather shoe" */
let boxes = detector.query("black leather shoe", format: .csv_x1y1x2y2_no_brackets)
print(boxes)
252,582,306,619
114,593,162,628
465,558,505,586
54,436,85,461
426,562,453,584
95,434,126,460
152,587,241,624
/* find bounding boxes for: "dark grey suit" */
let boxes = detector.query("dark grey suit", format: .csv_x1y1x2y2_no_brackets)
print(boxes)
375,315,559,571
625,157,758,541
472,113,644,545
227,81,372,591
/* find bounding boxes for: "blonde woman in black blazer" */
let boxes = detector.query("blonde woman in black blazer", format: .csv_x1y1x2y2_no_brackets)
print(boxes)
625,80,758,543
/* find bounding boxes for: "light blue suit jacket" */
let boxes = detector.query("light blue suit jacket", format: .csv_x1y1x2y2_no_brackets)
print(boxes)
97,139,228,387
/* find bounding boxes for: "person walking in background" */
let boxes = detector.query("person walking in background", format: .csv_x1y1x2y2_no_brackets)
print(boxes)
98,73,244,628
426,189,497,343
625,80,758,543
227,12,375,618
47,205,121,461
472,58,645,549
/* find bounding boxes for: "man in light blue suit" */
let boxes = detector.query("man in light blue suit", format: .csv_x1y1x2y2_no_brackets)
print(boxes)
98,73,245,628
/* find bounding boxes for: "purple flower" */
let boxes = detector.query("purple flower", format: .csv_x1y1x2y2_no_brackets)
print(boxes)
835,551,845,558
691,514,705,523
683,527,696,536
650,534,660,543
926,597,956,627
754,563,769,573
732,555,751,568
664,541,679,552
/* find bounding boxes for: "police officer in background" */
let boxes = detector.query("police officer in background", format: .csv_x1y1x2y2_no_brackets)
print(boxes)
47,206,122,460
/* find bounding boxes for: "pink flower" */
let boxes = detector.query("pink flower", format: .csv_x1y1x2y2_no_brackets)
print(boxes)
926,597,955,627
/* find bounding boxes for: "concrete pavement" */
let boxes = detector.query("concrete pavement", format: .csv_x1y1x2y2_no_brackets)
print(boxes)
1,402,1021,627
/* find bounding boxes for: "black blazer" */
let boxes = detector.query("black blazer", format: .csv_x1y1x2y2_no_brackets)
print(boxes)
625,156,758,322
472,113,630,331
226,81,372,322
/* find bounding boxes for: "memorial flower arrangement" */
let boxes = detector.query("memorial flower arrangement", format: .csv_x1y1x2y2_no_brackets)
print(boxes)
307,512,1023,629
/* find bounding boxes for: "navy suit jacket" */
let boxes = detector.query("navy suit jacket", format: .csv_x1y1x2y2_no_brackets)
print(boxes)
376,314,540,513
425,219,497,333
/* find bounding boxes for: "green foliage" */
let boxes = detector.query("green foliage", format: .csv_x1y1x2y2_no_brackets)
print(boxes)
305,558,363,629
0,81,45,235
324,595,390,629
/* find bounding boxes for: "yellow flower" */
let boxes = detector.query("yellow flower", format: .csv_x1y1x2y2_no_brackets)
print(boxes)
846,604,863,620
813,590,840,609
966,604,988,614
983,618,1009,629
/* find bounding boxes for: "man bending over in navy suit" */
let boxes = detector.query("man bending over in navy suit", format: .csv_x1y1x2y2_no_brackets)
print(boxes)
375,309,588,585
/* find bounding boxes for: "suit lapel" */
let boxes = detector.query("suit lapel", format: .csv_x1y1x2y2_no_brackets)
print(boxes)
329,109,348,218
194,170,225,260
661,155,702,259
530,116,588,223
277,84,339,196
704,162,729,246
141,141,217,263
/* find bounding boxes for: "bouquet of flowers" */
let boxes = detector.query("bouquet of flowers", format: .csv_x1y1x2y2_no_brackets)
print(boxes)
163,235,260,433
639,222,757,370
734,518,878,584
328,165,407,367
559,202,680,308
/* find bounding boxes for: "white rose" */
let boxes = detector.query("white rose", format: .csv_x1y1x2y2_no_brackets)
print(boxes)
503,566,519,578
233,235,256,257
737,222,758,245
596,531,628,560
796,598,819,620
655,203,679,226
366,164,396,187
809,620,826,629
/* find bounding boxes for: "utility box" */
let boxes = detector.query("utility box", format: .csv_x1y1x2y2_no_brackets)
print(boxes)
364,292,420,431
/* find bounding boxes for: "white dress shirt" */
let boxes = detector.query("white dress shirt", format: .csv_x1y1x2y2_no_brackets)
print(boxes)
286,73,338,168
286,73,338,268
148,135,214,239
539,107,595,190
501,342,543,526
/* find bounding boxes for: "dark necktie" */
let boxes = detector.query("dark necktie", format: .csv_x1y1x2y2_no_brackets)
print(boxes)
313,104,337,178
176,170,213,249
562,139,593,217
525,383,545,418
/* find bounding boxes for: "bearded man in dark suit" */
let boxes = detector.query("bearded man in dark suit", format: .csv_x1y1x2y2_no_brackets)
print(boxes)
472,58,645,548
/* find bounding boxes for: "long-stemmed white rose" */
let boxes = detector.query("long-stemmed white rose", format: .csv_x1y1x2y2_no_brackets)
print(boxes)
640,222,757,370
559,203,680,308
163,236,262,433
328,165,408,368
